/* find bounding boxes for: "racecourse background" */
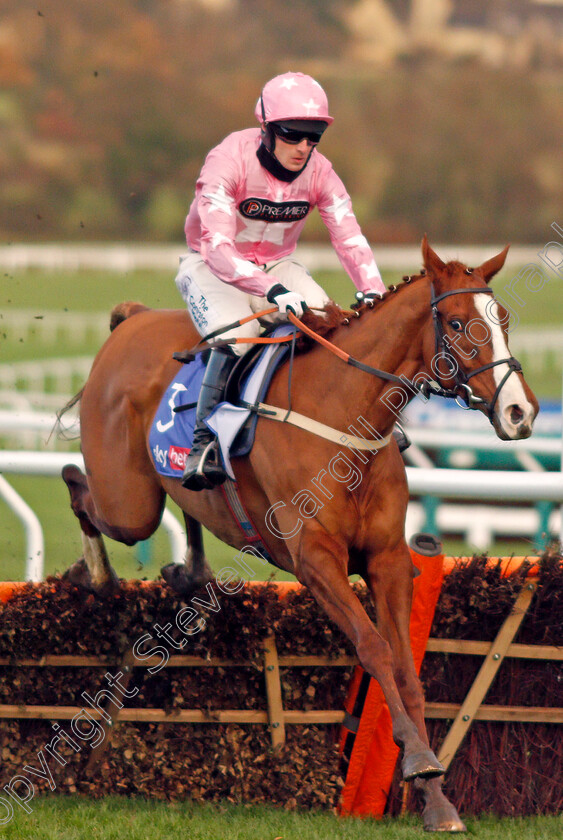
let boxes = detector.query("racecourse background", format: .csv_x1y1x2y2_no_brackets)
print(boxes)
0,242,554,273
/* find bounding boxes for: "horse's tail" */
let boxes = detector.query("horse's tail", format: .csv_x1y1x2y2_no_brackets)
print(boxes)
109,301,151,332
53,302,151,443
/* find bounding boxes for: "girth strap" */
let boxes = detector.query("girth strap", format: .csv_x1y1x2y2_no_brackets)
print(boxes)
239,400,392,451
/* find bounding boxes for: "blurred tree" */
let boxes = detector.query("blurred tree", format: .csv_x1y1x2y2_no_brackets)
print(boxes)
0,0,561,243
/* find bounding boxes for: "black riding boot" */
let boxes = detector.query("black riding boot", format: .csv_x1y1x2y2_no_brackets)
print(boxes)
393,421,411,453
181,348,236,491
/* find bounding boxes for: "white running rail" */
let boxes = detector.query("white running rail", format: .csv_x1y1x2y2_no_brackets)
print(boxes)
0,451,186,581
1,448,561,581
0,474,44,582
0,356,93,394
0,242,551,272
2,310,108,347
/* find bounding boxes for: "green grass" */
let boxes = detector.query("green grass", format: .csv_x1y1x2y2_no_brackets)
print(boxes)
2,264,560,324
2,796,562,840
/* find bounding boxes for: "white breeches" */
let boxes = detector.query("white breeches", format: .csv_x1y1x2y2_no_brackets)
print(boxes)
175,250,330,356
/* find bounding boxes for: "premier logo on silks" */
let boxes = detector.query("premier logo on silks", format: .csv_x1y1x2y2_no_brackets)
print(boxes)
239,197,310,223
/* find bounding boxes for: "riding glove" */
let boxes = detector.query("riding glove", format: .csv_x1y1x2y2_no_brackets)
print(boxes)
266,283,308,319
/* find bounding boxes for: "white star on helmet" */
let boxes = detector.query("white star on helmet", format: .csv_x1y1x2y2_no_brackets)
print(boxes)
279,76,298,90
302,98,321,116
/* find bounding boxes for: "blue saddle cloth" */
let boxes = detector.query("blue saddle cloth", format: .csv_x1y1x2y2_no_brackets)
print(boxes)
149,325,293,479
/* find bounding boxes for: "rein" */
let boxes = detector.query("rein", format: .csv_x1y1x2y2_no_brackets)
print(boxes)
172,306,292,363
177,283,523,424
285,311,441,395
177,306,433,396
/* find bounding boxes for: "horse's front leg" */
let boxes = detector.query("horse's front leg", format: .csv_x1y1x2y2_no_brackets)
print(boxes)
296,528,444,782
364,543,466,832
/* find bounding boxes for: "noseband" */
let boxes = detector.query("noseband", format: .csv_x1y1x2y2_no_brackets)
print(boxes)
429,284,523,421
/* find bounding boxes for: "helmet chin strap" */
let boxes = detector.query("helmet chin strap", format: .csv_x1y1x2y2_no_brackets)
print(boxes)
259,94,272,150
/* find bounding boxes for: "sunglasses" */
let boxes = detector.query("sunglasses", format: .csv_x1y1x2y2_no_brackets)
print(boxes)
271,123,324,146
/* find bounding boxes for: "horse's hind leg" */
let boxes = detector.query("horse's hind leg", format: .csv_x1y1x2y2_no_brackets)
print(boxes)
160,513,213,596
62,465,119,596
365,544,466,832
75,530,119,596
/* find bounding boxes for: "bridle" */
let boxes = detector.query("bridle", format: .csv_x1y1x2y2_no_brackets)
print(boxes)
175,280,524,424
429,283,523,421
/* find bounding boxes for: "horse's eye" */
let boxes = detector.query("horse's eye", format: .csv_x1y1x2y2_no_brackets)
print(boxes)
449,319,464,332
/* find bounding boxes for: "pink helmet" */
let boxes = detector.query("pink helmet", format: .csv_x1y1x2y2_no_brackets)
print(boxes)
255,72,334,126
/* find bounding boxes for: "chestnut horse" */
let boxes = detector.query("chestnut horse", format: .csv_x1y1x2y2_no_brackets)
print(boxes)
61,238,538,831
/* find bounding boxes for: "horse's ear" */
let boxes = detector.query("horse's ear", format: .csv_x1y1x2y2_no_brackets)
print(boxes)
479,245,509,284
421,234,446,276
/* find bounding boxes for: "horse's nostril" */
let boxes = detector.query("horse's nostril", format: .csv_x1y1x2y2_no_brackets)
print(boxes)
510,405,524,425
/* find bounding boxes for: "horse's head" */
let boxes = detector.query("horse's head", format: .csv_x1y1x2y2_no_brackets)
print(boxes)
420,236,539,440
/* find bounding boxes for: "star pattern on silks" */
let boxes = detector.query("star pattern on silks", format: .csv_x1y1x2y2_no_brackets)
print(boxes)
236,188,288,247
345,234,370,249
232,256,261,279
202,183,233,216
236,221,286,247
327,194,353,225
261,224,286,246
210,231,231,250
360,261,379,280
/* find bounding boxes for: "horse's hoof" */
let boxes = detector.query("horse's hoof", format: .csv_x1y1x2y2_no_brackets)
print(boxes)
161,562,212,597
63,558,92,590
402,749,445,781
423,802,467,832
63,558,119,598
93,570,120,599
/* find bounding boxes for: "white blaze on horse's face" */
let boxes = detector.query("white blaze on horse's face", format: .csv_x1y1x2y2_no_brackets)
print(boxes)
474,295,536,440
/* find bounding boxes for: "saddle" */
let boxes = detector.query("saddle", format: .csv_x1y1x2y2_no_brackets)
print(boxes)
148,325,294,479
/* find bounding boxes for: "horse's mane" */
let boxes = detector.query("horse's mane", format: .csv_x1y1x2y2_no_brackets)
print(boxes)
299,302,348,337
296,271,427,350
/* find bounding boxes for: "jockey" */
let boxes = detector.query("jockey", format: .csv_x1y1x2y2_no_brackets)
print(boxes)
176,71,387,491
